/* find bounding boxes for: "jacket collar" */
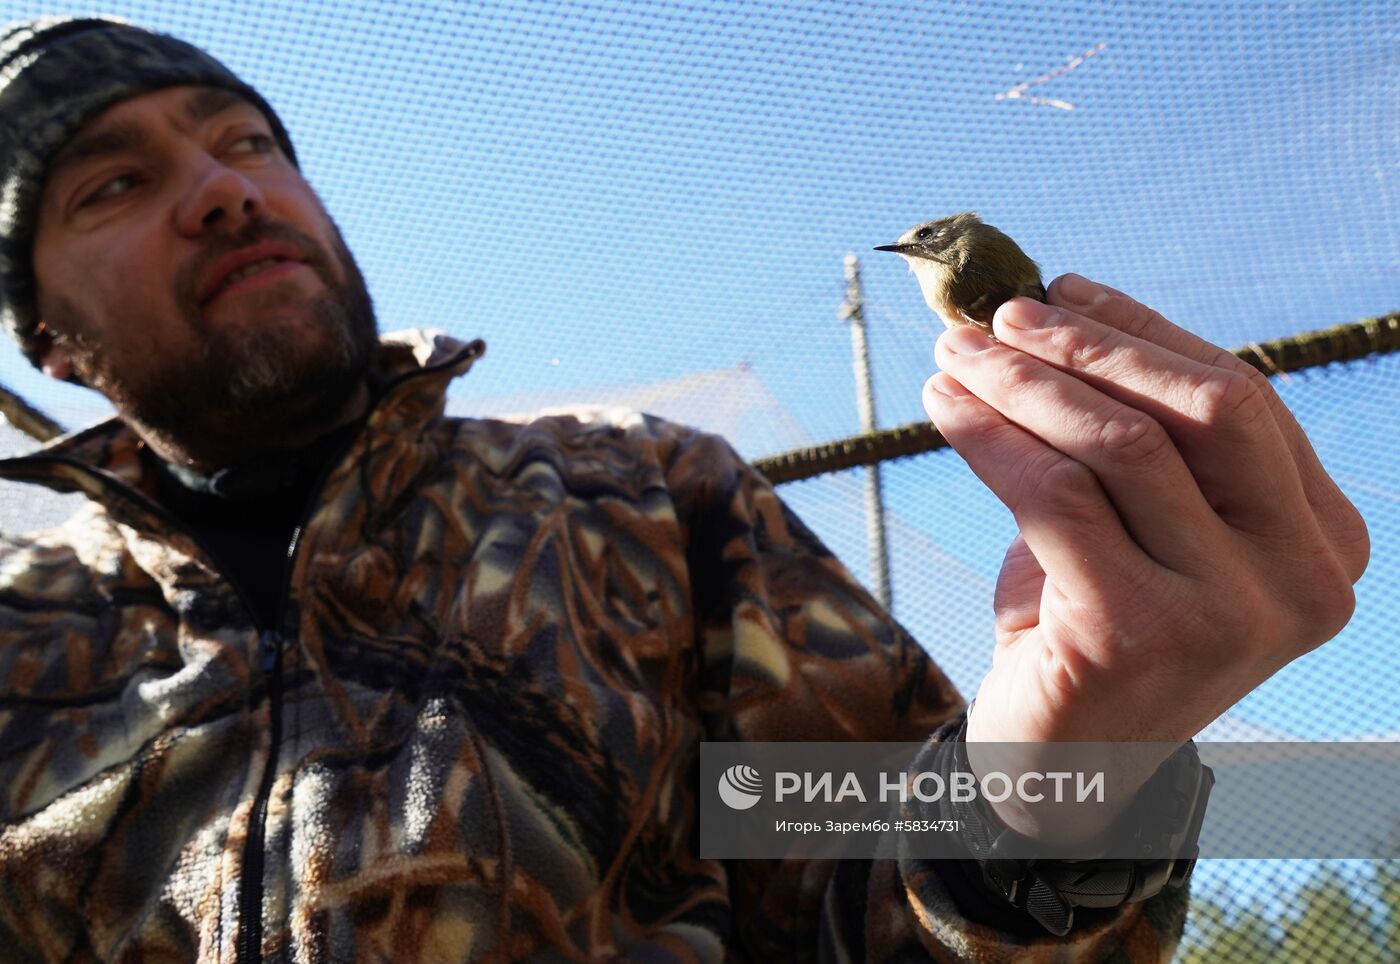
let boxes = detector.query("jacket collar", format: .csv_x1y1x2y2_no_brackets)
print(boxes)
0,328,485,496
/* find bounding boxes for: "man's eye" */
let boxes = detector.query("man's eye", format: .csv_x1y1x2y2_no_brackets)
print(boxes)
79,173,143,207
229,133,276,155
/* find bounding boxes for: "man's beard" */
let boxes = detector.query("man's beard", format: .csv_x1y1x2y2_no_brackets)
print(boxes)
59,219,379,459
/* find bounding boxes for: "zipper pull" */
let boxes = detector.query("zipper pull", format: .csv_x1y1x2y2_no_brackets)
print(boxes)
259,629,282,674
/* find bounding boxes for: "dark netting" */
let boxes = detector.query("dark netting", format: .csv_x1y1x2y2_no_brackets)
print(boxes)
1,1,1396,958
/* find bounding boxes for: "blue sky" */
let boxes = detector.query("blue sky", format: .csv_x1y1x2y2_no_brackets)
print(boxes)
2,0,1398,932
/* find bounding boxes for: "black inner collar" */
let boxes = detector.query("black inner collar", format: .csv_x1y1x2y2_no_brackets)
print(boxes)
148,380,380,628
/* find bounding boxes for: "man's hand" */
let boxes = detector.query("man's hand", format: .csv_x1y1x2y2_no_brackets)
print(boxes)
920,273,1369,768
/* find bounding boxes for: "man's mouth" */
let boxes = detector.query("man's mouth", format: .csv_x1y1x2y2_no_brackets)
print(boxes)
205,259,308,305
221,257,285,287
199,241,311,305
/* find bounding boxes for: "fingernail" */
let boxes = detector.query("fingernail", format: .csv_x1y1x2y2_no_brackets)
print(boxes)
1055,273,1105,310
997,299,1060,330
942,326,994,354
927,373,970,399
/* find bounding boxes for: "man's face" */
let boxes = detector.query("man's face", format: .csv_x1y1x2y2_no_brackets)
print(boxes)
31,84,377,456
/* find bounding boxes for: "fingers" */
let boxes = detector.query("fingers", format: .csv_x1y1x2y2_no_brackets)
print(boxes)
1046,274,1369,582
927,321,1239,578
991,291,1316,548
985,293,1315,550
922,371,1162,614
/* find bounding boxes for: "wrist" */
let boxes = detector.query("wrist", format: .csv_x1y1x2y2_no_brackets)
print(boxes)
926,712,1214,935
963,703,1170,849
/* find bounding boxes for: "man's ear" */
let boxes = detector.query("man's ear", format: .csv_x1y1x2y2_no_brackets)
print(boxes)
37,327,75,382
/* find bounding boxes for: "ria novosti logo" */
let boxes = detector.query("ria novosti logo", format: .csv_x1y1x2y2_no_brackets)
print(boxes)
716,763,1109,811
718,764,764,810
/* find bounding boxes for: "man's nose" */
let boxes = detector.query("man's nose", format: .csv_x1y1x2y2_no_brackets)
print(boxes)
174,157,265,236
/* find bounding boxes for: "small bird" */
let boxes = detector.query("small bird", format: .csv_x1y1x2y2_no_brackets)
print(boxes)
875,212,1045,333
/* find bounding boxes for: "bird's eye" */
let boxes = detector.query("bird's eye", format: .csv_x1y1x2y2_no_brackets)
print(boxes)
915,227,932,241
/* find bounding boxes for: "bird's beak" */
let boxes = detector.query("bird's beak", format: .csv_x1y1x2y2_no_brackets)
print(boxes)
873,243,911,253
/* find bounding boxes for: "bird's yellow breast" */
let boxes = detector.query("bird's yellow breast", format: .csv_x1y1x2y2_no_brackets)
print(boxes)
902,257,967,329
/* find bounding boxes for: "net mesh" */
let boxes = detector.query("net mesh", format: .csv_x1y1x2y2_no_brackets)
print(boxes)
2,1,1397,958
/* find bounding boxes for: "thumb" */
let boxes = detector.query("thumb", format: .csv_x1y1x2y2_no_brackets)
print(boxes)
993,532,1044,639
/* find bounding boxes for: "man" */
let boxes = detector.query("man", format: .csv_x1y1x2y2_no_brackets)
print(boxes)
0,16,1368,963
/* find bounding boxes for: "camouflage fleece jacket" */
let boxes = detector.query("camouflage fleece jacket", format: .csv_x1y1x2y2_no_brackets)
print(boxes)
0,330,1187,962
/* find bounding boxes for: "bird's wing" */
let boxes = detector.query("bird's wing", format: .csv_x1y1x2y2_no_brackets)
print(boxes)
1020,278,1048,303
948,266,1046,328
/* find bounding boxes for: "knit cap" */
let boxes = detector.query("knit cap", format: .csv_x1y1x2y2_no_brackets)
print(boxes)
0,15,297,366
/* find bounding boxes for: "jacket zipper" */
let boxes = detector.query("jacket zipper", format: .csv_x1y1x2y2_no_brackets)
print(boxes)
236,627,284,964
236,523,305,964
223,426,373,962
